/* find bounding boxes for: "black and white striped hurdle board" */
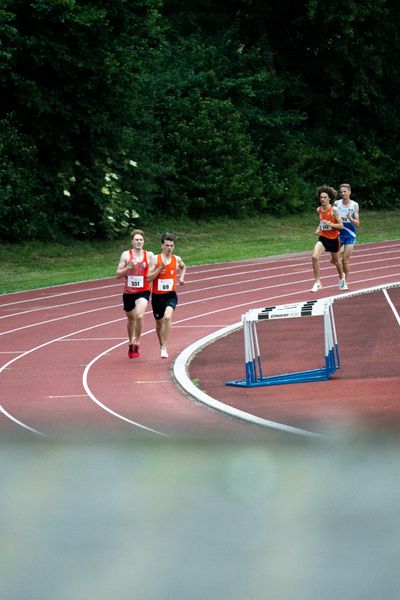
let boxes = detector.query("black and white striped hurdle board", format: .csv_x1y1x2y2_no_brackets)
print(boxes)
245,298,332,322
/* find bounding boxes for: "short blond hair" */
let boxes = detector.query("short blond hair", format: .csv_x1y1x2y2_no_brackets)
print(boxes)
131,229,145,240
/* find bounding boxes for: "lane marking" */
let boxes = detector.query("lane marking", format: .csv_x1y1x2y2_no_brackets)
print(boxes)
1,242,399,436
173,323,325,439
82,342,168,437
134,380,171,384
1,240,399,305
62,337,125,341
47,395,88,399
2,268,400,337
383,288,400,326
0,407,44,436
2,253,400,316
0,317,130,436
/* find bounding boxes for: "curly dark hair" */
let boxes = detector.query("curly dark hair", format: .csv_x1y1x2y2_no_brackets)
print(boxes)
316,185,337,202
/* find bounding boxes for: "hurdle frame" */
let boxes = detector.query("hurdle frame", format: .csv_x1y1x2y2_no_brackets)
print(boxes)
226,298,340,388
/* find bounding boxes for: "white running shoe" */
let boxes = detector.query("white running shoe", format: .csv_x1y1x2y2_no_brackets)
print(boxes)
160,347,169,359
311,282,322,292
339,278,348,290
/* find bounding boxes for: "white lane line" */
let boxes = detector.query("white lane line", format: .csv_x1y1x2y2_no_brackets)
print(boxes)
0,293,119,320
2,246,399,436
4,276,397,436
0,317,126,436
1,239,399,295
0,304,121,337
62,337,125,341
383,288,400,326
47,395,88,399
3,268,400,338
174,324,230,328
0,406,44,436
0,280,120,306
133,381,171,384
173,324,324,439
82,341,168,437
1,281,319,434
0,246,398,319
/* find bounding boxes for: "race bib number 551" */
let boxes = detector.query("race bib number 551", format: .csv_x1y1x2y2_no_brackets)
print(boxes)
127,275,144,288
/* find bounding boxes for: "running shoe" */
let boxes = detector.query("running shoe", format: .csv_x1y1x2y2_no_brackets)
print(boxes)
128,344,134,358
339,278,348,291
311,282,322,292
131,343,140,358
160,347,169,359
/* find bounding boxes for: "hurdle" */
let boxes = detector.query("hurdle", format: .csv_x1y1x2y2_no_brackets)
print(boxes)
226,298,340,387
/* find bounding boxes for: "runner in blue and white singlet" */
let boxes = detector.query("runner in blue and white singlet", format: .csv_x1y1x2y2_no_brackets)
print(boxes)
333,183,360,288
335,198,358,245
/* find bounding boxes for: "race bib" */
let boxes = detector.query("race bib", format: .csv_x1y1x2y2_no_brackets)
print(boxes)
341,210,353,222
127,275,144,288
157,278,173,292
320,222,332,230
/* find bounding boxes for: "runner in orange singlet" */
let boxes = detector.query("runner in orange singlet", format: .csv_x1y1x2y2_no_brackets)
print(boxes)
311,185,345,293
147,233,186,359
116,229,155,358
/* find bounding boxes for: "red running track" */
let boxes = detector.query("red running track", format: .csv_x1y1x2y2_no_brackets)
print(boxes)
1,240,399,440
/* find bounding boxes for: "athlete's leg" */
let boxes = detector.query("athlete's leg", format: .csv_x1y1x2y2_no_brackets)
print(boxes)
159,306,174,349
330,244,344,265
341,244,354,280
331,250,344,279
155,318,163,347
126,310,135,344
132,297,148,344
312,241,325,284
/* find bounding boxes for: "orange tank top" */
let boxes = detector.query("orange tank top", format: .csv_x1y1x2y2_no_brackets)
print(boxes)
318,205,340,239
123,249,151,294
152,255,177,294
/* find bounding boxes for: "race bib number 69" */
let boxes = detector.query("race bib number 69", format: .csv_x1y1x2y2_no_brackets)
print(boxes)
157,278,173,292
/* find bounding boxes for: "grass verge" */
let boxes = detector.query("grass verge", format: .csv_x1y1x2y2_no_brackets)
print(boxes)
1,210,398,293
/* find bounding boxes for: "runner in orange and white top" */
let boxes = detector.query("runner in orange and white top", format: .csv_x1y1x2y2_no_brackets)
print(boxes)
311,185,345,293
116,229,155,358
147,233,186,359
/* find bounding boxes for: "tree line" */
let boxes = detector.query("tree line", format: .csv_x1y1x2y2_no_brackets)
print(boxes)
1,0,399,241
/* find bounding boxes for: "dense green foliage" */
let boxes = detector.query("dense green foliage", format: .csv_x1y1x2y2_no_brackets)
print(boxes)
1,0,399,241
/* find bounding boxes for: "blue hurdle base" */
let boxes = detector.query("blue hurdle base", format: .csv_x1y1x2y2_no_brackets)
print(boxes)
226,366,336,388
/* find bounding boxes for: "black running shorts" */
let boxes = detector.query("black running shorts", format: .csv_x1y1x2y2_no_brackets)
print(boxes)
123,291,150,312
319,235,340,253
151,291,178,320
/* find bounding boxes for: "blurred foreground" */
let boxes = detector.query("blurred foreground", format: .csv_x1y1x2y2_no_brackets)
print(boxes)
1,430,399,600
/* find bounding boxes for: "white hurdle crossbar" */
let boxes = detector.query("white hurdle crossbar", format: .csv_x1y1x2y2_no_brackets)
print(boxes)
226,298,339,388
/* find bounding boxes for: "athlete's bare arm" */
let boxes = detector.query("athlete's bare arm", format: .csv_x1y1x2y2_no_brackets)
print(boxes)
176,255,186,284
146,254,166,283
116,251,133,279
351,202,360,227
332,206,344,229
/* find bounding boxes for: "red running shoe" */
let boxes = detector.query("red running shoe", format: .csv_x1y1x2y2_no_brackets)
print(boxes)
131,343,140,358
128,344,134,358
